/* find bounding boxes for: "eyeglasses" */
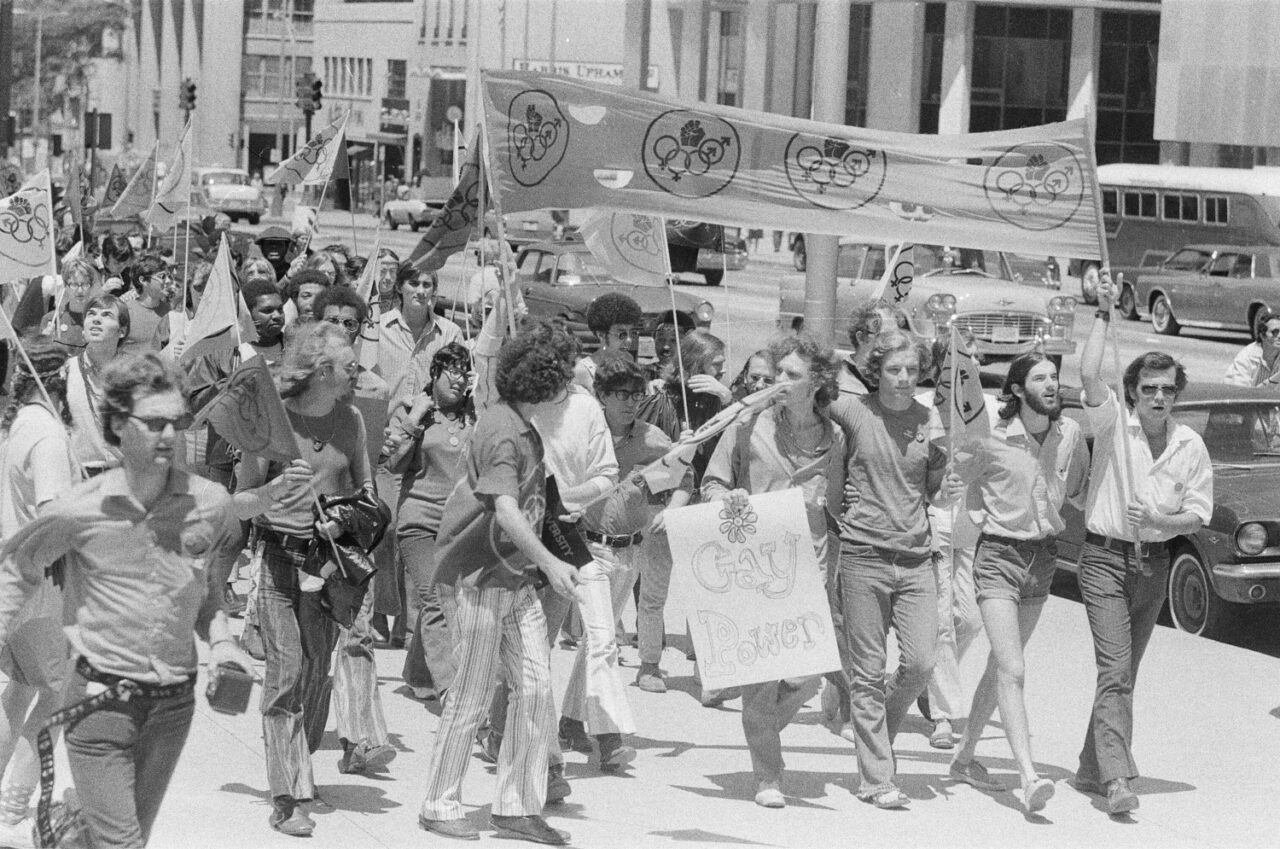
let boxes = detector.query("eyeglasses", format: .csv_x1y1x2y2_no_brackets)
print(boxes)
1137,384,1178,398
323,316,361,332
605,390,646,402
1263,329,1280,338
331,360,359,375
746,374,775,386
128,413,194,432
66,279,95,290
438,366,468,382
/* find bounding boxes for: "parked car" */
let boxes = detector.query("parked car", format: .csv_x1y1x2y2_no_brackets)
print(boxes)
779,243,1077,360
509,240,715,354
667,221,747,286
382,198,435,231
1054,383,1280,637
1114,249,1173,319
1127,243,1280,336
192,167,266,225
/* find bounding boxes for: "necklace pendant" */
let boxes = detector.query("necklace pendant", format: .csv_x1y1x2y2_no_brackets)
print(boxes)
312,439,326,452
449,435,460,446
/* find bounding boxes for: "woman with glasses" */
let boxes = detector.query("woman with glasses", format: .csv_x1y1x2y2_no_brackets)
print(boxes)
383,342,475,704
729,349,776,402
64,295,133,477
1225,310,1280,387
702,335,845,808
41,258,102,352
233,321,374,837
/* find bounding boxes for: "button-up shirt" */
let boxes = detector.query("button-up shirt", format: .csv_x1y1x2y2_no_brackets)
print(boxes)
0,469,239,684
957,414,1089,540
1224,341,1280,387
1083,388,1213,542
379,309,463,411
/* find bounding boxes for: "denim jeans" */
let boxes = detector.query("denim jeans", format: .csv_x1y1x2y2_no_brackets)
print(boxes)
399,532,458,694
258,539,338,800
839,544,937,794
742,676,821,784
560,543,641,734
332,582,389,749
1076,541,1170,785
637,532,674,667
64,668,195,847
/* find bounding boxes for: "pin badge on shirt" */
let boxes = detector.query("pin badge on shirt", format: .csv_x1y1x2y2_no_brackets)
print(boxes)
1174,482,1184,492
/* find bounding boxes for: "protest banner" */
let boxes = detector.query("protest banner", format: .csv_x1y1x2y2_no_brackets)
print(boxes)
267,113,350,187
665,488,840,689
191,348,300,465
580,209,670,287
0,170,57,282
408,127,483,272
481,71,1104,260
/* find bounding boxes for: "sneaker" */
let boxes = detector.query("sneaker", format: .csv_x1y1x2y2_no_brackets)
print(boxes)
754,781,785,809
557,717,592,754
410,686,436,701
929,719,955,750
949,758,1005,792
1106,777,1139,815
635,664,667,693
338,740,396,774
596,733,636,773
546,763,571,805
1021,777,1055,813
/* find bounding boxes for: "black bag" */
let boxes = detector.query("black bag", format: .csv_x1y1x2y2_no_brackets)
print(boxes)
539,475,593,569
307,488,392,628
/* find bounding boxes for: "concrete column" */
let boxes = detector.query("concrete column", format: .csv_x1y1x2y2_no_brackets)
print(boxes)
677,0,705,101
770,3,799,116
1067,8,1099,126
623,0,651,90
791,1,815,119
802,0,849,345
937,0,973,134
866,1,924,132
739,0,770,112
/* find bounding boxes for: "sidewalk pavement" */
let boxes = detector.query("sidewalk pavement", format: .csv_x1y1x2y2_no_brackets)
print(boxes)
135,587,1277,849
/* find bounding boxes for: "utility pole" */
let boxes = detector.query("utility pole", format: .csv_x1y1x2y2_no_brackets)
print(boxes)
274,0,291,165
0,0,12,155
32,11,42,154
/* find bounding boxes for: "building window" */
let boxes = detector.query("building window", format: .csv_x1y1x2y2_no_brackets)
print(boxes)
969,5,1071,132
715,9,744,107
322,57,371,97
1162,193,1199,223
918,3,945,133
246,0,311,22
845,4,871,127
387,59,407,100
1097,12,1158,165
1102,188,1119,216
1205,195,1229,225
1123,190,1157,219
244,55,308,97
426,0,467,46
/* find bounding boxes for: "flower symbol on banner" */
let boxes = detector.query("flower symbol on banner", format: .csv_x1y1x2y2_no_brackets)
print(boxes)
784,134,887,211
0,165,23,199
642,110,740,198
718,500,758,545
508,90,569,187
983,142,1084,231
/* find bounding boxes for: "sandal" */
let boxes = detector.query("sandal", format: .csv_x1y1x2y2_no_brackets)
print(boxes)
861,787,910,809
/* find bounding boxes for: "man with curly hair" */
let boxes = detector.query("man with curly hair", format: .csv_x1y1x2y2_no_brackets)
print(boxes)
418,322,582,846
574,292,644,392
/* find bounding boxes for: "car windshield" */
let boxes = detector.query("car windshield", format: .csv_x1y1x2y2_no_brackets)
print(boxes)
1176,403,1280,465
556,251,611,284
202,172,247,186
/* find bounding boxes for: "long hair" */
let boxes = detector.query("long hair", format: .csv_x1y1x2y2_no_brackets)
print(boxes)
660,328,725,389
0,336,71,435
999,352,1054,421
769,333,839,408
277,321,351,399
863,329,932,390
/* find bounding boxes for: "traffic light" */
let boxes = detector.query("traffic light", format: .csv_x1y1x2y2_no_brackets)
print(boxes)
310,78,323,112
295,74,311,111
180,78,197,112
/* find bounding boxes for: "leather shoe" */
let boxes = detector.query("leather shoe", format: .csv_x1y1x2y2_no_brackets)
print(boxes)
491,814,568,845
268,797,314,837
596,733,635,773
1106,777,1139,814
1073,776,1105,797
419,815,480,841
546,764,571,805
557,717,592,754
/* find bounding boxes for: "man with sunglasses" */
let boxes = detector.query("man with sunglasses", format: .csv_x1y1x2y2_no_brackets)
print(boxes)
1075,276,1212,815
574,293,644,392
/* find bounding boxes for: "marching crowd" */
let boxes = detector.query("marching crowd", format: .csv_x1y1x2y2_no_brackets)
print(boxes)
0,217,1224,848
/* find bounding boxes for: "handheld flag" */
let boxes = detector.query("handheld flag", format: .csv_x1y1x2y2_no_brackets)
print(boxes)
869,243,914,305
0,170,57,282
934,325,989,441
191,347,300,464
109,145,158,219
353,229,382,370
144,121,192,230
267,114,349,187
408,128,483,271
180,238,258,364
580,210,669,287
100,163,130,208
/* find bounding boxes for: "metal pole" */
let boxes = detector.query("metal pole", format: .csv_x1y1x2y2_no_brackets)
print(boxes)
549,0,558,68
801,0,850,345
32,11,42,152
274,5,287,166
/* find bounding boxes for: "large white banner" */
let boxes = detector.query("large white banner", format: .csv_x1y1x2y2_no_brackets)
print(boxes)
482,71,1104,260
665,488,840,689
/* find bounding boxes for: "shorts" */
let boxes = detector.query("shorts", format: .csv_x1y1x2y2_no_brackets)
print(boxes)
973,534,1058,606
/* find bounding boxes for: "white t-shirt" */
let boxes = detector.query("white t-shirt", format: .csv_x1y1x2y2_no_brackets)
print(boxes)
0,404,77,540
529,386,619,513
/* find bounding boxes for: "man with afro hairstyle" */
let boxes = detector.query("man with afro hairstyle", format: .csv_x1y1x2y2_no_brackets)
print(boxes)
574,292,644,392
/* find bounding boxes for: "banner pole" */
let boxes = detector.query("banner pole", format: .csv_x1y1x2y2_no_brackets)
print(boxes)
479,114,519,339
0,307,86,479
659,216,692,429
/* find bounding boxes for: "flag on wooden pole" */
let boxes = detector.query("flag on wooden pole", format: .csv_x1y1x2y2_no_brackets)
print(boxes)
109,144,158,219
267,114,350,187
192,347,301,465
580,210,669,287
180,238,258,364
0,170,57,282
408,128,483,272
144,121,192,230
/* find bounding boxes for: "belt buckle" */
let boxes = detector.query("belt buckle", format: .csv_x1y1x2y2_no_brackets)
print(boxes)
1133,540,1145,559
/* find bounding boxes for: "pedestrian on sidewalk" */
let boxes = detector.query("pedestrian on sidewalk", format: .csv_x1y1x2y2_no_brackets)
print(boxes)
1072,277,1212,815
702,334,844,809
0,352,254,847
944,352,1089,814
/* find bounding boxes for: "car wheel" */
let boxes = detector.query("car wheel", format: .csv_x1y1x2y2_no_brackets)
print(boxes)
1167,544,1234,638
702,268,724,287
247,214,260,226
410,219,422,232
792,239,807,272
1150,293,1180,336
1118,283,1138,320
385,213,399,231
1080,263,1100,305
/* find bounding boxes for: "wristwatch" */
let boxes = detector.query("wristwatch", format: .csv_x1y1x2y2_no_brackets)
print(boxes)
1094,309,1111,321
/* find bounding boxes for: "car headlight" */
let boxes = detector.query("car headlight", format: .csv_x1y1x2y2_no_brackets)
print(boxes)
1046,295,1077,339
1236,522,1268,556
924,293,956,325
696,301,715,324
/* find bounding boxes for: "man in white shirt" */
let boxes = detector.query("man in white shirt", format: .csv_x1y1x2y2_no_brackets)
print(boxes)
1073,276,1212,816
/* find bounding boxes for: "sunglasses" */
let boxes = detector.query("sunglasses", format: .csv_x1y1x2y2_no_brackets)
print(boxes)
128,413,194,432
324,316,362,332
1137,384,1178,398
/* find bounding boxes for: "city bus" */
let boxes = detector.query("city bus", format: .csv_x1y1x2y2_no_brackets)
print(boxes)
1072,164,1280,305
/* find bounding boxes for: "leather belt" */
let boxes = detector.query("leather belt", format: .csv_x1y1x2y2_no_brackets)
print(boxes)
74,656,195,699
583,529,643,549
1084,531,1153,557
261,527,312,553
978,532,1055,548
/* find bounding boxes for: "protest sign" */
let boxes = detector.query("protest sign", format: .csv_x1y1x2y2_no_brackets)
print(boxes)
665,487,840,689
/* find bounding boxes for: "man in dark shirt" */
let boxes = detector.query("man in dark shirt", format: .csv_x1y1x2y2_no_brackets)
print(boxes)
418,322,582,846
